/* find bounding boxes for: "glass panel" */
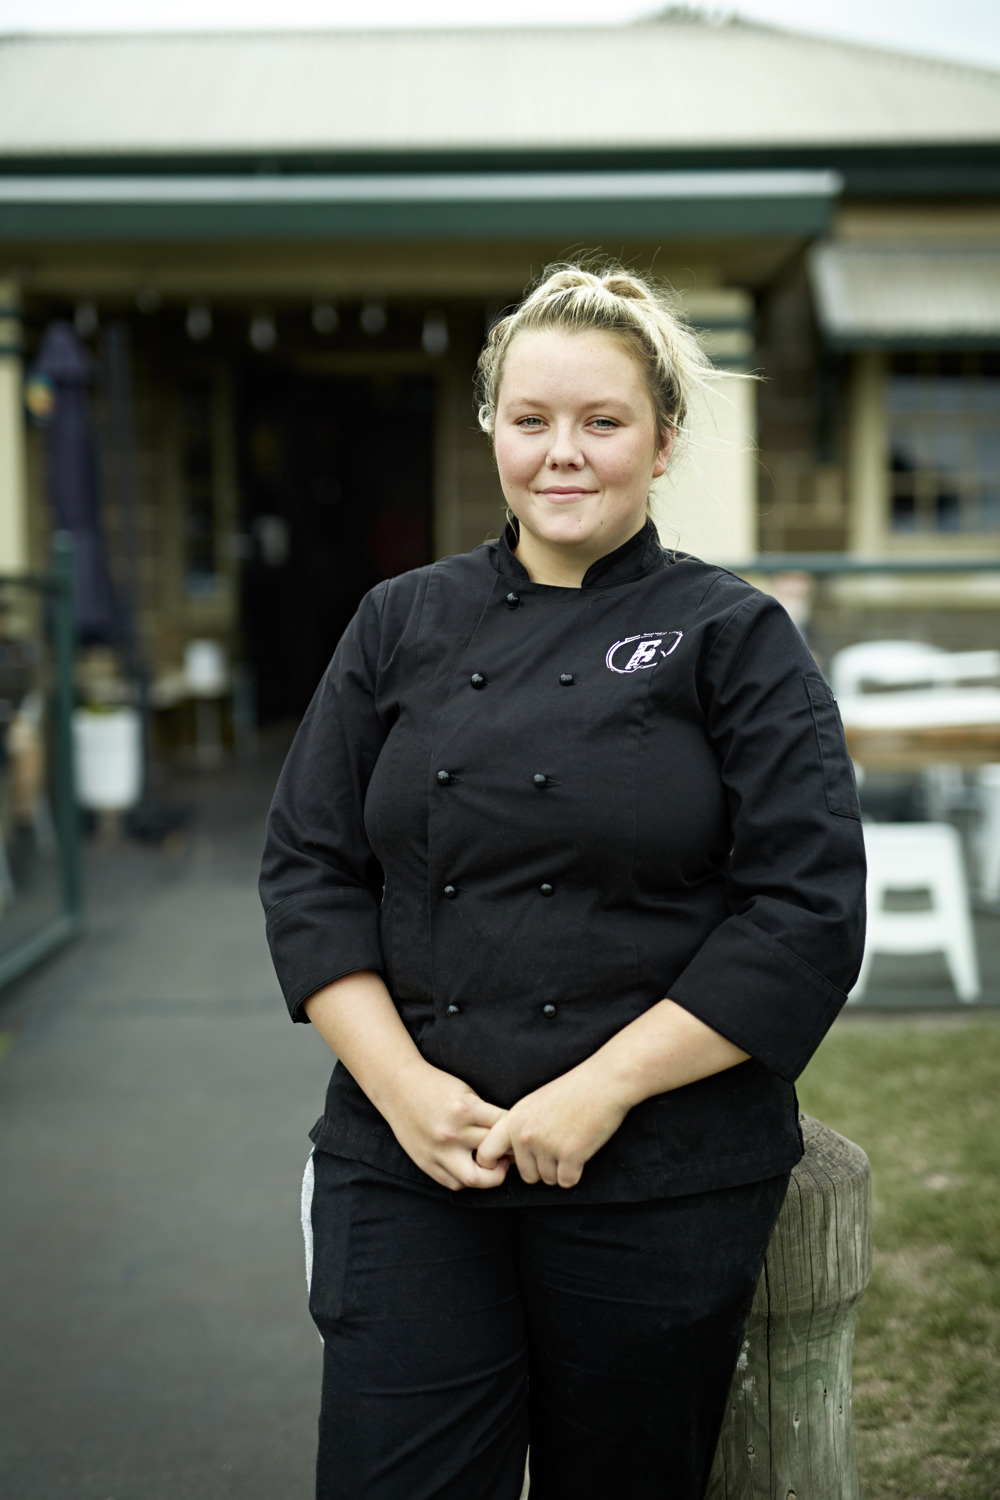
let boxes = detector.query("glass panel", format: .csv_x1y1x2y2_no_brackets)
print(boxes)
887,358,1000,535
0,574,74,975
180,383,219,598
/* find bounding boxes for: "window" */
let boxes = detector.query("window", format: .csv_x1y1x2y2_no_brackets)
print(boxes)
179,382,218,596
888,354,1000,535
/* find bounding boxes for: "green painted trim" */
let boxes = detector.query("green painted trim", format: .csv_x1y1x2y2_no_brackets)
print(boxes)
738,554,1000,574
49,534,82,926
0,197,835,243
0,913,83,995
1,142,997,184
823,336,1000,353
0,569,71,590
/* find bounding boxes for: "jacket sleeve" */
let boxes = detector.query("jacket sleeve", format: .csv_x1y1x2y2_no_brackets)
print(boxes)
259,584,389,1021
667,591,866,1081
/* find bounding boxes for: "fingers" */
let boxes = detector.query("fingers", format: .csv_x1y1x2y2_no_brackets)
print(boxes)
424,1162,466,1192
521,1150,582,1188
465,1158,510,1189
423,1150,509,1192
465,1096,506,1129
505,1127,585,1189
557,1158,584,1189
474,1113,512,1170
443,1151,509,1192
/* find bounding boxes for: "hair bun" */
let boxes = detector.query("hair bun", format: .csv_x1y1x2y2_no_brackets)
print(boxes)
600,271,654,303
538,268,604,296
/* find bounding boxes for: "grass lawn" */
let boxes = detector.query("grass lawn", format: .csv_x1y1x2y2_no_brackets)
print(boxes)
796,1014,1000,1500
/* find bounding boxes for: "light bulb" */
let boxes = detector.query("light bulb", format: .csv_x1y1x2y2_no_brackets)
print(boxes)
74,300,99,338
250,311,277,351
360,300,387,336
312,301,339,334
422,312,449,357
186,303,212,342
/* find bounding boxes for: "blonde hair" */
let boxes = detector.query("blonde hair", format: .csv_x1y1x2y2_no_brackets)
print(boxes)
476,261,720,457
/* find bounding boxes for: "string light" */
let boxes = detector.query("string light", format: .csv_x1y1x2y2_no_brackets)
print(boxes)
312,301,339,334
360,300,387,336
249,309,277,351
186,303,212,342
422,312,449,357
74,300,98,338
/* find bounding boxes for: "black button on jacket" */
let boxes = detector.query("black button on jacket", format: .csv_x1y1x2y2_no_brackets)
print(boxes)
260,522,866,1206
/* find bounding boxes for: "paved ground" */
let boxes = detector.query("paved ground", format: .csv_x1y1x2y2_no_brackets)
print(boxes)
0,737,330,1500
1,736,997,1500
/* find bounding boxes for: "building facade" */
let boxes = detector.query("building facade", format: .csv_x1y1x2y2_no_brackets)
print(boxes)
1,19,998,720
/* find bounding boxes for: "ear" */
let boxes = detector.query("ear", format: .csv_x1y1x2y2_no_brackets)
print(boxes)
651,426,675,479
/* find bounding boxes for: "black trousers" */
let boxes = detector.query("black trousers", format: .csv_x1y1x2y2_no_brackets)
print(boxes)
308,1152,789,1500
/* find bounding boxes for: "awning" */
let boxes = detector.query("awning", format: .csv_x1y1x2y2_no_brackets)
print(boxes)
810,243,1000,350
0,169,841,242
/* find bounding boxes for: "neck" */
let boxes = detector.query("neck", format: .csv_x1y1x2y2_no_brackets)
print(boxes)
513,530,588,587
512,521,647,588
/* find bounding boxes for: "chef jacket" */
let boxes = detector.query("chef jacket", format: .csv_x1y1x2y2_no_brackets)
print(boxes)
260,520,866,1206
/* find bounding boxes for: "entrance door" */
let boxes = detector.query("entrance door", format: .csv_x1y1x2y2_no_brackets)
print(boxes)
239,371,434,722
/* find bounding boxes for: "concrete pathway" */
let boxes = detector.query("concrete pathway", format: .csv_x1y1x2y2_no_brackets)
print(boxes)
0,741,331,1500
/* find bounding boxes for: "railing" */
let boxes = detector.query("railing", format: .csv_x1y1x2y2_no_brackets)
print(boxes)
0,535,82,992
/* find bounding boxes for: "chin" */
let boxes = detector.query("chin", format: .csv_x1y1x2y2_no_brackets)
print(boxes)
537,521,593,549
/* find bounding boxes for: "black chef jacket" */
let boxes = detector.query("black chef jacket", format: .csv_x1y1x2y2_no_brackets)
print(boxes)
260,520,866,1206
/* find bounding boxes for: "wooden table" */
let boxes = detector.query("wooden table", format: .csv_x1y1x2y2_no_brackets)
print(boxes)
845,724,1000,769
841,688,1000,770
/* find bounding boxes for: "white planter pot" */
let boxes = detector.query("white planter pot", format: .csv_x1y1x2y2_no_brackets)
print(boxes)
72,707,143,811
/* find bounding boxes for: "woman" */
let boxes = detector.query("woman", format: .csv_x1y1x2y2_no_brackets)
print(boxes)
260,264,866,1500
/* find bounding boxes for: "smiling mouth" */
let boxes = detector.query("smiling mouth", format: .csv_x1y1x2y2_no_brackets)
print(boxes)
538,487,596,497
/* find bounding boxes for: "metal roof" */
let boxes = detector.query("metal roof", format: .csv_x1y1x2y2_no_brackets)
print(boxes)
810,243,1000,347
0,22,998,158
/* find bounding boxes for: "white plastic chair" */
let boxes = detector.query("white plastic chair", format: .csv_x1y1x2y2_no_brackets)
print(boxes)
851,822,981,1003
830,640,945,703
974,765,1000,904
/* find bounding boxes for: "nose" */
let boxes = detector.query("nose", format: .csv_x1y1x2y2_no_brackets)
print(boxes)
545,420,584,469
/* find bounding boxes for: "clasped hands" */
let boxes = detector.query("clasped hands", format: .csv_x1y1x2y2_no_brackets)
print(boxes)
305,972,747,1195
384,1055,631,1193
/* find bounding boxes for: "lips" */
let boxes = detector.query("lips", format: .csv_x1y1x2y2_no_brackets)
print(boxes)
538,487,596,498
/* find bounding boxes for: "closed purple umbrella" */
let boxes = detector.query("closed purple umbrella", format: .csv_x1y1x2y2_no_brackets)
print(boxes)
34,321,119,644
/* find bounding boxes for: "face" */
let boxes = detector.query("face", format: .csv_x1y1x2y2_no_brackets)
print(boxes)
493,327,671,585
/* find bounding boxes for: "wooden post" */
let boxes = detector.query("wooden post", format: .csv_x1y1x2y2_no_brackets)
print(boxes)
706,1115,873,1500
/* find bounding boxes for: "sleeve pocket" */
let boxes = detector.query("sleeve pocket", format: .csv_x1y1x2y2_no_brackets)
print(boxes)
805,675,862,820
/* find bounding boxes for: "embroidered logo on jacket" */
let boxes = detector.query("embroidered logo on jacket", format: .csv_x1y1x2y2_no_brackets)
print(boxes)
605,631,683,674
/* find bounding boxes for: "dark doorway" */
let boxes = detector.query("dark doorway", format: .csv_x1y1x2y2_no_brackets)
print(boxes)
238,370,435,722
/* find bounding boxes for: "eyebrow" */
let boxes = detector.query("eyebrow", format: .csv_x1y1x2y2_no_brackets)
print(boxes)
504,396,635,413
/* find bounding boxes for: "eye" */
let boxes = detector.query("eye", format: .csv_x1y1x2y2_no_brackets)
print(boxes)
516,416,545,429
589,418,619,430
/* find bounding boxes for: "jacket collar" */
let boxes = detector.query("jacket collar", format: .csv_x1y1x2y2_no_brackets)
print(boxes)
495,517,668,590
